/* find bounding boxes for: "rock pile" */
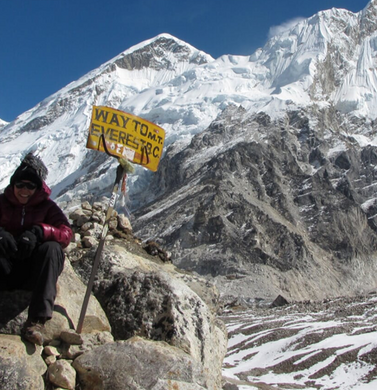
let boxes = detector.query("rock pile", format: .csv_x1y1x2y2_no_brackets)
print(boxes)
68,199,135,250
0,199,227,390
67,198,171,263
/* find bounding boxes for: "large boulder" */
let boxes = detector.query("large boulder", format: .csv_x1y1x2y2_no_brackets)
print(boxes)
0,260,111,340
73,336,208,390
54,260,111,335
0,335,45,390
72,241,228,390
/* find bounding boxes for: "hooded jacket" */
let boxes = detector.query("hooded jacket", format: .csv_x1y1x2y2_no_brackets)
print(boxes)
0,183,72,248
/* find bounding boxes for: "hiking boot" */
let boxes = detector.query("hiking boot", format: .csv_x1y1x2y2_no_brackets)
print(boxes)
21,318,46,346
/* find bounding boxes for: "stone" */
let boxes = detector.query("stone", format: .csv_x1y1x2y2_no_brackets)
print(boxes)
271,294,289,308
73,336,208,390
80,222,93,232
77,214,92,227
81,201,92,211
44,345,60,357
64,242,78,254
83,222,103,238
45,355,57,365
54,260,111,335
108,218,118,230
91,211,105,224
142,240,170,262
222,383,239,390
60,329,84,345
69,209,91,222
92,202,104,211
117,214,132,231
82,236,98,248
47,360,76,390
60,331,114,360
0,335,46,390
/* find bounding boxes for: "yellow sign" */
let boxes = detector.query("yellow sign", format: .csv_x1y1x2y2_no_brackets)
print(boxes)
86,106,165,172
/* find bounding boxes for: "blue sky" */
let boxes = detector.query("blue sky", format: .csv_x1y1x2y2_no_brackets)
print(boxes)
0,0,369,123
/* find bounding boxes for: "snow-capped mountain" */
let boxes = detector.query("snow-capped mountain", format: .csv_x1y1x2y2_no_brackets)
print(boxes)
1,1,377,302
1,1,376,203
0,34,215,202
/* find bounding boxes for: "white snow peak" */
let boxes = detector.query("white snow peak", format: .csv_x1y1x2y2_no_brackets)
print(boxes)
0,3,376,206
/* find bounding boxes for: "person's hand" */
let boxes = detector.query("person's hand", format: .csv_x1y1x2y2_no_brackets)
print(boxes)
0,228,17,257
31,225,44,242
17,230,37,260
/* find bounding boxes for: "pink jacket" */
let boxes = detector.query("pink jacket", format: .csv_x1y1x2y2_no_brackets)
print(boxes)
0,183,72,248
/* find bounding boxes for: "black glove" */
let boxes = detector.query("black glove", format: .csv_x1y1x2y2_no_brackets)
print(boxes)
17,230,38,260
0,228,17,257
31,225,44,242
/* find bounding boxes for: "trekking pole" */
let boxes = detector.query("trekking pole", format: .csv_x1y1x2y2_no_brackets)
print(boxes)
76,163,126,334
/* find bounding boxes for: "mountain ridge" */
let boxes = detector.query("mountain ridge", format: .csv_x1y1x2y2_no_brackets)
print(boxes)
132,104,377,301
1,2,377,302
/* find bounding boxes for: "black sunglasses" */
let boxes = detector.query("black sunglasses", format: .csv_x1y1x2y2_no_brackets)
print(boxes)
15,181,37,190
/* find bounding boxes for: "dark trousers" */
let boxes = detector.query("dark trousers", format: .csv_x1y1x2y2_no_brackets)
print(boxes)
0,242,65,320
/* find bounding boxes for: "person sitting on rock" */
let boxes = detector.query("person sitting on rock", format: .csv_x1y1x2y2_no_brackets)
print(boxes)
0,152,72,345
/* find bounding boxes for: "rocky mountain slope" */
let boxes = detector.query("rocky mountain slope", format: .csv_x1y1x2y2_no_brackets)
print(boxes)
133,104,377,301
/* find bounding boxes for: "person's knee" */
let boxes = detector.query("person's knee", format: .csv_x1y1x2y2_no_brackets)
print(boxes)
35,242,65,265
39,241,62,251
38,241,63,255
